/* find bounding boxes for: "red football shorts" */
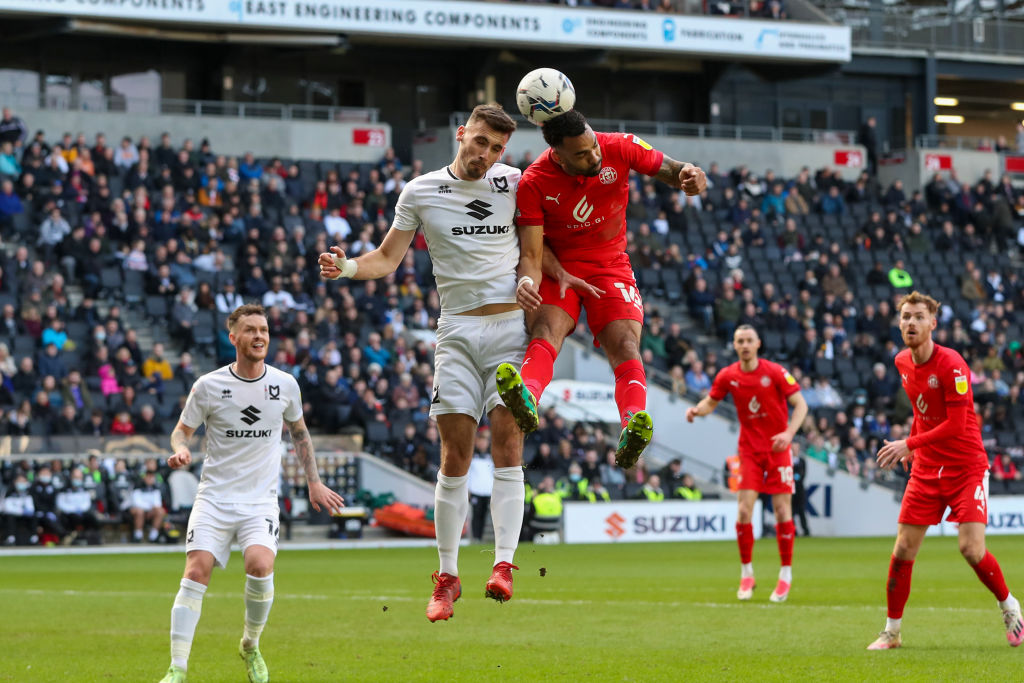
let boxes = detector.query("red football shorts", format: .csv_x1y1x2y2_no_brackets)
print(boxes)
738,449,795,495
899,465,989,526
538,252,643,346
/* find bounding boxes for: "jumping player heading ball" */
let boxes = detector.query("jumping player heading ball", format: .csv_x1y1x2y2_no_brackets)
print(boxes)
496,108,707,469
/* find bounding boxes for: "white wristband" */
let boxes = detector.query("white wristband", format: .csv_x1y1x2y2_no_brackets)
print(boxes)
332,255,359,279
517,275,535,291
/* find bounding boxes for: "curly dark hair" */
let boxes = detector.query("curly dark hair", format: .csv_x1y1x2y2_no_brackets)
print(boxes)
541,109,588,148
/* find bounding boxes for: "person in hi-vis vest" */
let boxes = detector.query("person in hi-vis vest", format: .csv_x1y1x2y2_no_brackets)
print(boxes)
724,454,741,492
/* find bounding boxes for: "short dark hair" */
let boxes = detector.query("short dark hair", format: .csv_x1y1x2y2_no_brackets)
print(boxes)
227,303,267,331
465,104,517,136
541,109,588,148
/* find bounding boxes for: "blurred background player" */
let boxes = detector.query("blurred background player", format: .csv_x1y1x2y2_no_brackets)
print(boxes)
495,108,707,470
868,291,1023,650
158,304,345,683
318,104,533,622
686,325,808,603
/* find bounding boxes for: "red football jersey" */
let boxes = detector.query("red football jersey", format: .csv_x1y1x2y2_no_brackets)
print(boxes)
896,344,987,469
516,131,664,264
709,359,800,456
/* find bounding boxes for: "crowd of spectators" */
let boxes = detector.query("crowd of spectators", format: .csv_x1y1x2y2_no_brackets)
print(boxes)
1,99,1023,548
0,454,172,545
617,147,1024,489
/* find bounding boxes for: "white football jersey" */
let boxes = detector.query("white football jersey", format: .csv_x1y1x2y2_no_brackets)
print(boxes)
180,364,302,505
392,162,521,314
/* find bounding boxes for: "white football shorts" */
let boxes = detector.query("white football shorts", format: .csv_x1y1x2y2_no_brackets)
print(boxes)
185,497,280,568
430,309,528,421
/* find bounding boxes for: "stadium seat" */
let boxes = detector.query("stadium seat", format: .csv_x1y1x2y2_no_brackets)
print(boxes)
100,267,123,298
123,270,146,307
365,421,390,446
145,295,168,322
813,357,836,378
13,334,35,357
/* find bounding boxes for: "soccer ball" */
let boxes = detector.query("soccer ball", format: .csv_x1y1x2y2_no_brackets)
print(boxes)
516,68,576,126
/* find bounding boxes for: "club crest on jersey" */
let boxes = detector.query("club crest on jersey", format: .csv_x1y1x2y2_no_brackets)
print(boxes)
489,176,509,193
954,368,969,395
266,384,280,400
599,167,618,184
760,375,771,387
927,374,939,389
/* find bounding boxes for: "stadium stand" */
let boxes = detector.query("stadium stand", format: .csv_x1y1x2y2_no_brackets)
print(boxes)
0,100,1023,544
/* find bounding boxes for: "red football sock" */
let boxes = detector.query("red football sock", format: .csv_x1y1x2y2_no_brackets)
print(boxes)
613,359,647,428
776,519,795,567
520,338,557,402
886,556,914,619
971,550,1010,602
736,522,754,564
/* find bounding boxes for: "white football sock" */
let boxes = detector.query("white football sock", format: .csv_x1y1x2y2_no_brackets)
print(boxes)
170,578,207,670
999,592,1019,612
491,467,525,566
435,473,469,576
243,573,275,649
741,562,754,579
779,565,792,583
886,617,902,634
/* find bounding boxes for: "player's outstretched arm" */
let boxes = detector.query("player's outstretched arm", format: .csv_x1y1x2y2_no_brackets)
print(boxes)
285,417,345,515
168,421,197,469
686,396,720,422
771,391,809,452
318,226,416,282
516,224,544,312
541,243,605,300
652,156,707,196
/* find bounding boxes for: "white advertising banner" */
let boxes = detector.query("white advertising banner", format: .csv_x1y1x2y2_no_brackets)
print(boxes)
563,500,761,544
546,379,619,424
935,495,1024,536
0,1,851,62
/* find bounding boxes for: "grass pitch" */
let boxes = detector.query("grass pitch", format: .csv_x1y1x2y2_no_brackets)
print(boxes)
1,536,1022,682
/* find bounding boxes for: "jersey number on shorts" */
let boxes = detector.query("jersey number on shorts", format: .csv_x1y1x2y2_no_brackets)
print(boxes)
777,466,794,485
975,485,987,511
613,282,644,312
265,517,280,539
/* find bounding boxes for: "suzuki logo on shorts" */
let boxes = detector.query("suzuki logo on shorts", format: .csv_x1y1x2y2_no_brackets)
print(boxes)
240,405,262,425
464,199,493,221
748,397,761,414
916,394,928,414
573,195,594,222
605,512,626,539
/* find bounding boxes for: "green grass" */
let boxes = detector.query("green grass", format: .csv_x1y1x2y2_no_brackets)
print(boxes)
1,536,1022,682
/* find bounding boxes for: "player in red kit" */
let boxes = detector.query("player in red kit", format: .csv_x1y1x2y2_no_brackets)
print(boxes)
686,325,808,603
495,109,707,469
867,291,1023,650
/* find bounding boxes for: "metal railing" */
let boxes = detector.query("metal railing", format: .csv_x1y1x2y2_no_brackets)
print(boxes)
0,91,380,123
914,134,1015,150
450,112,855,144
816,2,1024,56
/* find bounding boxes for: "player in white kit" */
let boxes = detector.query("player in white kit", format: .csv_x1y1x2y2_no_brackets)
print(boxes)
318,104,542,622
158,304,345,683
